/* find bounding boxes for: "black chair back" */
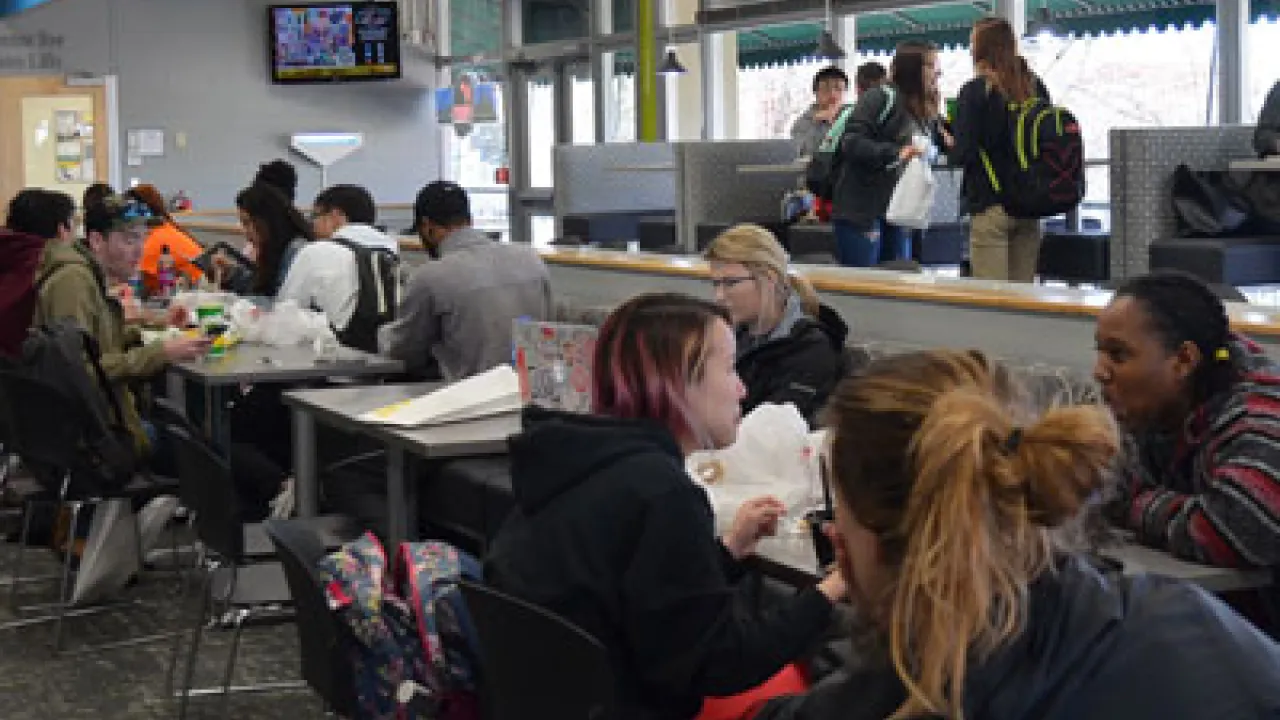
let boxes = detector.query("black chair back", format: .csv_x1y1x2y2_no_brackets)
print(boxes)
459,581,614,720
166,424,244,561
263,518,359,717
0,369,87,490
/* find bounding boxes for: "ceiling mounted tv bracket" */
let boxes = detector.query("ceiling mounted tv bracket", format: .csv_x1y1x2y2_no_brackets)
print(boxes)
290,132,364,187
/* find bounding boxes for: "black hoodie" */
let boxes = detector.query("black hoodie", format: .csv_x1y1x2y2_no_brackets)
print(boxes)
755,556,1280,720
737,303,850,426
485,407,835,720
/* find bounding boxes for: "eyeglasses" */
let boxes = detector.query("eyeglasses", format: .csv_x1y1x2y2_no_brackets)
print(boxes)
710,276,755,290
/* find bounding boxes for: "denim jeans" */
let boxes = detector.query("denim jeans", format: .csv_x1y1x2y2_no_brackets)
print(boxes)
832,220,912,267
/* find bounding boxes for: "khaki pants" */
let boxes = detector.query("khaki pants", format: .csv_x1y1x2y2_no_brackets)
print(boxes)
969,205,1042,283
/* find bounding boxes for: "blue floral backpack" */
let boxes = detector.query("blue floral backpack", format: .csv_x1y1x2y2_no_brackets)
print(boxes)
318,532,483,720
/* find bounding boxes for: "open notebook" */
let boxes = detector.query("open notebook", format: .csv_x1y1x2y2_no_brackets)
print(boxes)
361,365,522,427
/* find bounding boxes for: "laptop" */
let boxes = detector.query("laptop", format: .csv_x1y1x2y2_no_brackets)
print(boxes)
512,319,598,414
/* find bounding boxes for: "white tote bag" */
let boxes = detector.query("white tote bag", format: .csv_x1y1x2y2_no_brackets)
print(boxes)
885,157,936,230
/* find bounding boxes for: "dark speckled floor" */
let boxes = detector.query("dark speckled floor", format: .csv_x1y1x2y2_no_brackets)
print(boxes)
0,535,322,719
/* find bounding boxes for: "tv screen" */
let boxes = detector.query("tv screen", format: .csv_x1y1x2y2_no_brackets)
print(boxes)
270,2,401,84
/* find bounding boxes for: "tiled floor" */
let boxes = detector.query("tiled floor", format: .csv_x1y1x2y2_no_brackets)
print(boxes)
0,536,319,719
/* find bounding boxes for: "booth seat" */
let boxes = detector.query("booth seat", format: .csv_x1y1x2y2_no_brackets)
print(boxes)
1038,231,1111,285
562,212,675,246
916,222,968,267
1149,237,1280,287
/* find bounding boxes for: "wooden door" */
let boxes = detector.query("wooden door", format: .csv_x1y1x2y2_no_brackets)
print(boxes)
0,75,109,212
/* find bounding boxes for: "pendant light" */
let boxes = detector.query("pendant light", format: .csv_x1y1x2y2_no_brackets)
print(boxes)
658,7,687,76
815,0,846,61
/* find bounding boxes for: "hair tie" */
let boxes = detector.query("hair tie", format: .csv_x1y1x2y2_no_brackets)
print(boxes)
1003,427,1024,454
1215,347,1231,362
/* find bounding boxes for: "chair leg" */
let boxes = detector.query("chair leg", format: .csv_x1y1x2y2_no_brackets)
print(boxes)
7,500,34,610
169,561,213,710
51,500,84,654
220,609,250,719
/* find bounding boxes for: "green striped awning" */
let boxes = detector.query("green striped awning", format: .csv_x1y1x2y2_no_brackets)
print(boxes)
738,0,1280,65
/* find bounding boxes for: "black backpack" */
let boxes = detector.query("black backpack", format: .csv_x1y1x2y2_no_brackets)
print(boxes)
2,319,137,495
805,86,898,201
979,93,1085,219
324,238,401,354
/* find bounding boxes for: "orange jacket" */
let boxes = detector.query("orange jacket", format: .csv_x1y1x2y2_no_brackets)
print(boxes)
139,221,204,295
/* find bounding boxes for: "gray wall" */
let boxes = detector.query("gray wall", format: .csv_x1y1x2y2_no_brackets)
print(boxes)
0,0,441,209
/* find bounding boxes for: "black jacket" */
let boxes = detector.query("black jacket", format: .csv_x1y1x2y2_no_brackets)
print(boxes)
831,84,941,229
755,555,1280,720
1258,80,1280,158
950,75,1051,215
737,304,849,425
485,407,835,720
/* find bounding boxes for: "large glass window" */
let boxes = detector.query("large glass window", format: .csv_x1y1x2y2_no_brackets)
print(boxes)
527,79,556,188
523,0,589,43
1247,18,1280,122
606,52,637,142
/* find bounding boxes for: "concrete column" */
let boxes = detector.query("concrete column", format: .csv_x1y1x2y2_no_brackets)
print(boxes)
701,31,739,139
834,13,857,73
994,0,1027,39
1216,0,1248,124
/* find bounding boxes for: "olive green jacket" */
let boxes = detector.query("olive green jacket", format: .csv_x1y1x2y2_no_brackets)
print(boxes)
32,241,167,454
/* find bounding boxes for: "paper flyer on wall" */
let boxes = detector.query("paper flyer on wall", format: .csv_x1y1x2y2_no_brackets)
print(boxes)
362,364,522,427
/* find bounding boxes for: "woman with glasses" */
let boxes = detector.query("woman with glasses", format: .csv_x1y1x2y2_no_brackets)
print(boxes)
829,40,947,267
487,293,848,720
704,224,849,424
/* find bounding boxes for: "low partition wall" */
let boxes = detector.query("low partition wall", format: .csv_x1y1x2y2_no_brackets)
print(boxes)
543,249,1280,375
177,221,1280,375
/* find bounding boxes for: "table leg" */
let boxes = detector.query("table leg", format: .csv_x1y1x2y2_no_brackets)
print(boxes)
165,371,185,411
292,408,318,518
386,448,408,548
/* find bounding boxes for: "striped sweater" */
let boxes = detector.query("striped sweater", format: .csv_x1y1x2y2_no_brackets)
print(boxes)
1121,336,1280,568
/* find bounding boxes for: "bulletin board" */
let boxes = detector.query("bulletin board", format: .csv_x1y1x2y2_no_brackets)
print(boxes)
20,94,96,193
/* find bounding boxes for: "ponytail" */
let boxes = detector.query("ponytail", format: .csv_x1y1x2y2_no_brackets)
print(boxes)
824,350,1118,719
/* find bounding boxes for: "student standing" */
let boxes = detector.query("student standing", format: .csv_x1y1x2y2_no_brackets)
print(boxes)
830,41,943,267
790,66,849,159
949,18,1050,282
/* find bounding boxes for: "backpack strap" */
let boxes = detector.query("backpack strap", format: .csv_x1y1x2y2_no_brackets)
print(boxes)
876,85,898,128
817,104,854,153
78,329,128,430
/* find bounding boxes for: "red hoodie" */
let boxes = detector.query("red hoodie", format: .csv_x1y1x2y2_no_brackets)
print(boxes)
0,228,48,357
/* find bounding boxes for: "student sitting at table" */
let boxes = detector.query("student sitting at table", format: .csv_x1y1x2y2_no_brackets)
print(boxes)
486,293,847,720
219,182,312,296
1257,79,1280,158
378,181,551,381
1095,271,1280,569
128,183,205,297
753,349,1280,720
704,224,849,424
29,191,208,458
277,184,400,353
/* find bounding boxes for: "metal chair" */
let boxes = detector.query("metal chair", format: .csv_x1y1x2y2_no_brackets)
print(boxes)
164,423,355,718
0,368,171,654
263,518,360,717
459,580,615,720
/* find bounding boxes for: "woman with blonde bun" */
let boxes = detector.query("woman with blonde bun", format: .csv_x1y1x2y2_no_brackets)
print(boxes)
754,349,1280,720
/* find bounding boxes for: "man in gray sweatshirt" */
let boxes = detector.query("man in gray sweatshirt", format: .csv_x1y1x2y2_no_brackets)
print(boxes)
790,66,851,158
378,182,552,381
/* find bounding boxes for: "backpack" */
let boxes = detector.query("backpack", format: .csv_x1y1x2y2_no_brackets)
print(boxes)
979,93,1085,219
805,86,898,201
324,238,400,354
319,532,482,720
1,319,137,496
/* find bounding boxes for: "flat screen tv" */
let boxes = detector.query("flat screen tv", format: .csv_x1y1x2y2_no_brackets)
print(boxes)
269,2,402,84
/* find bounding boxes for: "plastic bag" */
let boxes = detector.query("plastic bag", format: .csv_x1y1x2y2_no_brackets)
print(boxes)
885,157,936,230
71,495,181,606
686,404,824,533
238,300,335,348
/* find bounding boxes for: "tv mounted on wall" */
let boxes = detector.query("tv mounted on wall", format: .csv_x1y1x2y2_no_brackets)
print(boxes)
269,2,402,84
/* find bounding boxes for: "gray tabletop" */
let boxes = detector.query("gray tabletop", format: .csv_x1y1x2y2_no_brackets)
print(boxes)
753,535,1272,594
283,383,520,459
169,343,403,386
